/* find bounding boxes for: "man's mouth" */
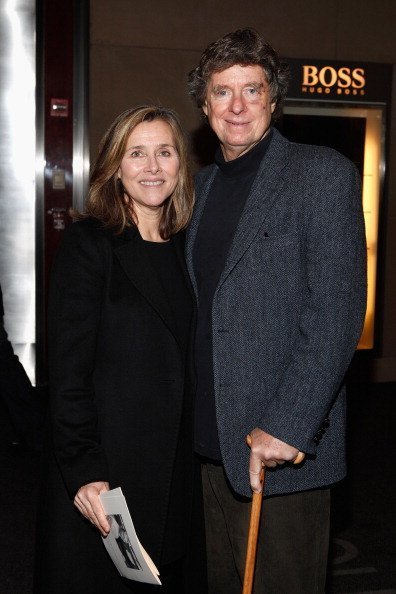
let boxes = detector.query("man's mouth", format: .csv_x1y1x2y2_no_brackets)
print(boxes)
226,120,249,127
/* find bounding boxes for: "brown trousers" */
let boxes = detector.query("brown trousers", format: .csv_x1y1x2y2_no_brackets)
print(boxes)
201,462,330,594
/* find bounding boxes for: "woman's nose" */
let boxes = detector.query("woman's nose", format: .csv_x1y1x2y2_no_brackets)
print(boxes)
146,155,160,173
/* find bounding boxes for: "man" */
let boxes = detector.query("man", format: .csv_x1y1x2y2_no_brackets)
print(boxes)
186,28,367,593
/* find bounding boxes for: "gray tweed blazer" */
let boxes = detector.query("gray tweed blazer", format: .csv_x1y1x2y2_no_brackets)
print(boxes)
186,128,367,498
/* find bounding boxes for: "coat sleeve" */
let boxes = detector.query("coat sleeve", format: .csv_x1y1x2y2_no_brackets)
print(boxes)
259,150,367,454
48,221,110,497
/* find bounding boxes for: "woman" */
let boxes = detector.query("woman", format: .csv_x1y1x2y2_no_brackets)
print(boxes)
34,106,205,593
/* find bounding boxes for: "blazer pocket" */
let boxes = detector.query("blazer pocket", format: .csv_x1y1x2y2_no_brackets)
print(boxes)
258,231,299,247
249,232,300,265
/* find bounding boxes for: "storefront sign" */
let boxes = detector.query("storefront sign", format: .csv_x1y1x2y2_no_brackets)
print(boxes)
286,59,392,103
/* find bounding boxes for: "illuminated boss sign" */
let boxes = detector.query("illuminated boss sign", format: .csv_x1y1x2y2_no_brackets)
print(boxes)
302,65,365,96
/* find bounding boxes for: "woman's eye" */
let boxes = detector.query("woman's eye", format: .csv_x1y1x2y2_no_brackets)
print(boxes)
159,150,171,157
130,150,143,158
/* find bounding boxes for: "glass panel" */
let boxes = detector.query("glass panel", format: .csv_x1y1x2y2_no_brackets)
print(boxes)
0,0,36,382
280,105,385,349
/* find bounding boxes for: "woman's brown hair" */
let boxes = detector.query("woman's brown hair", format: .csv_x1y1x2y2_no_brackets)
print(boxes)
77,105,194,239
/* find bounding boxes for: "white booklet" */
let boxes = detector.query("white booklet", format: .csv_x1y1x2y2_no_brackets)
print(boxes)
100,487,161,585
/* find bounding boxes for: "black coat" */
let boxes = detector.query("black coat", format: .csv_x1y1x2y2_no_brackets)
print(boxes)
34,219,204,593
0,285,43,450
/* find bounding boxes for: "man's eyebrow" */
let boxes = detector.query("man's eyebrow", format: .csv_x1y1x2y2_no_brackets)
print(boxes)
211,84,229,92
211,82,265,92
245,82,265,89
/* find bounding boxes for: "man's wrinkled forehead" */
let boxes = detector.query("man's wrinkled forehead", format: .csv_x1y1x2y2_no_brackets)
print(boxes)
206,63,269,85
205,64,270,92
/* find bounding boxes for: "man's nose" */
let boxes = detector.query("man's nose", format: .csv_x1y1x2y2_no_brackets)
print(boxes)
229,92,245,114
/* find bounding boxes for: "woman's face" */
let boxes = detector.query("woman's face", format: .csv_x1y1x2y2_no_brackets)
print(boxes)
118,120,180,215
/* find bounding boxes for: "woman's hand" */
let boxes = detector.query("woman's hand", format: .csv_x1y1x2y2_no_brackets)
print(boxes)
74,481,110,536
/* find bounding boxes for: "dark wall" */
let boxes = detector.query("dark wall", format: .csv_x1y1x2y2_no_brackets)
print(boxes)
89,0,396,380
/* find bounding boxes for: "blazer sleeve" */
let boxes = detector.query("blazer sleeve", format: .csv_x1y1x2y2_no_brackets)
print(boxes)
259,150,367,454
48,221,110,497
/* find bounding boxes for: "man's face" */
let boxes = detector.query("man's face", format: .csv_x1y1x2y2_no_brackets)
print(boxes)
203,64,276,161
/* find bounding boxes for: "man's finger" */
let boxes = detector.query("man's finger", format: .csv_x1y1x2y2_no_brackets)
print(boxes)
293,451,305,465
249,467,264,493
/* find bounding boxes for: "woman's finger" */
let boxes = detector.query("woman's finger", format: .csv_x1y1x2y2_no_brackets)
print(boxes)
74,482,110,536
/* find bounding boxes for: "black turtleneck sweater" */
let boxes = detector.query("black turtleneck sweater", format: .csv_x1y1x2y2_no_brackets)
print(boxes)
193,130,273,461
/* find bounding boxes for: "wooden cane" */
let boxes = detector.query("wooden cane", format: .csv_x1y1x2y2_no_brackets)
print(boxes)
242,435,305,594
242,435,265,594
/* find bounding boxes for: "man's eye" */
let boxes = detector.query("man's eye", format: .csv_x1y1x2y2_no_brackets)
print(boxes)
214,89,228,97
246,87,258,95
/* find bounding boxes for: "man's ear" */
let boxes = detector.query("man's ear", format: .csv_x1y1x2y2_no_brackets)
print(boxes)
202,101,208,116
270,102,276,114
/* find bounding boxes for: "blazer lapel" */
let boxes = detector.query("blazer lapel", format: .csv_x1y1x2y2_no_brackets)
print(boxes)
172,232,195,303
185,166,217,301
186,130,292,295
217,129,291,288
113,227,179,343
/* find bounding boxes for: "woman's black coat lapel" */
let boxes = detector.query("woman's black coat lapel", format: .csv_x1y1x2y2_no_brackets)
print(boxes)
113,226,180,344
